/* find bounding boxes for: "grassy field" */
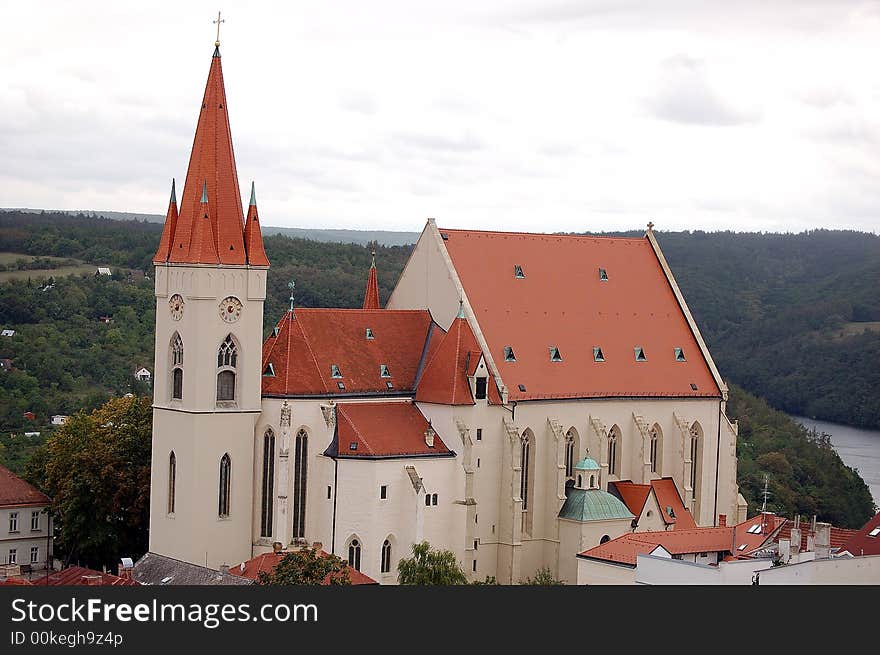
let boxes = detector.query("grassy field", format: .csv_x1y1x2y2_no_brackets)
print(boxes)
0,251,97,281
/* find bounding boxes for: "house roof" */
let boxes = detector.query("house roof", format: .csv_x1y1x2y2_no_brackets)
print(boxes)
262,309,442,397
157,46,266,266
578,527,736,566
838,512,880,557
416,315,481,405
774,521,858,554
325,401,453,459
558,488,635,522
230,551,378,585
0,463,50,507
32,566,139,586
609,478,696,529
132,552,252,586
439,228,721,401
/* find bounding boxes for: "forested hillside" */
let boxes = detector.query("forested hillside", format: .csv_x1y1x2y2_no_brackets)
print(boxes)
0,211,877,526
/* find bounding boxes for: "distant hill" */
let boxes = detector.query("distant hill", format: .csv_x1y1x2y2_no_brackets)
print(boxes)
2,208,420,247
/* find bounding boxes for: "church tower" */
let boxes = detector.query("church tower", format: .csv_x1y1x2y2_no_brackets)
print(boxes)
149,38,270,569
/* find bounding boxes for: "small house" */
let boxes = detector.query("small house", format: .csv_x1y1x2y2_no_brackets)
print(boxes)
95,267,112,276
0,330,14,338
22,411,35,421
134,367,151,382
51,415,69,426
98,316,113,324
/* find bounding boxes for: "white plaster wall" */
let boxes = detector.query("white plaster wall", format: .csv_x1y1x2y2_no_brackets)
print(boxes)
757,555,880,585
0,506,51,569
576,558,637,585
558,518,633,585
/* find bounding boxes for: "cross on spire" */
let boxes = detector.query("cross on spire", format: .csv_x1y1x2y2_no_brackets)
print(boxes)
213,11,225,47
288,280,296,312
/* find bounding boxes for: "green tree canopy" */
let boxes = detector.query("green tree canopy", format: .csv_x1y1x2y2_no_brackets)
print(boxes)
25,395,152,571
257,547,351,585
397,541,468,585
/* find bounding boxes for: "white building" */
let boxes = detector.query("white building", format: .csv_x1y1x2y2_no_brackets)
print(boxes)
1,330,15,338
95,267,112,276
141,39,745,585
51,415,69,426
0,464,52,573
134,367,151,382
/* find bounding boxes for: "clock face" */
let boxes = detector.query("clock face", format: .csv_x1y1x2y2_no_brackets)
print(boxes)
219,296,243,323
168,294,185,321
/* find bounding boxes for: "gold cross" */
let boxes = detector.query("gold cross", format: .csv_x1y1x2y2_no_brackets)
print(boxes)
213,11,225,46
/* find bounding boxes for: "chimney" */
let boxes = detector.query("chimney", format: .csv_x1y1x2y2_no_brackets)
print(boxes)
815,522,831,559
790,516,802,556
118,557,133,580
760,511,775,534
272,541,283,554
425,421,435,448
312,542,323,552
718,514,727,527
778,538,791,563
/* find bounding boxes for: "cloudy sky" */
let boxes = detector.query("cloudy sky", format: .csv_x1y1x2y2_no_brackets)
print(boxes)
1,1,879,234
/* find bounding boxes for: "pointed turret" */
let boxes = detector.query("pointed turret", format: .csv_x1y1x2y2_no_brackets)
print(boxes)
186,181,220,264
169,46,248,265
362,248,380,309
153,179,179,263
243,182,270,267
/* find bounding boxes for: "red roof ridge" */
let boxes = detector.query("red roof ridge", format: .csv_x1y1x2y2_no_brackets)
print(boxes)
337,405,374,456
437,227,647,242
290,312,328,394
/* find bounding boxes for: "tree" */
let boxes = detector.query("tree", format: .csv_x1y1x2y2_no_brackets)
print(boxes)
397,541,468,585
520,567,564,585
257,547,351,585
25,395,152,571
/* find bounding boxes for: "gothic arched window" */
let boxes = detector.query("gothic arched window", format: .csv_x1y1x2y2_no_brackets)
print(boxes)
565,428,578,479
167,451,176,514
292,429,308,539
608,425,621,477
381,539,392,574
348,538,361,571
520,432,532,511
690,422,703,507
171,333,184,400
218,453,231,517
217,335,237,402
650,424,662,475
260,430,275,538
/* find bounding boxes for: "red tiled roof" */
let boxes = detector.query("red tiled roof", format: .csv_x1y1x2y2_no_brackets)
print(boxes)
158,47,264,266
0,463,50,507
0,578,33,585
416,316,481,405
261,309,440,396
609,478,696,529
773,521,857,553
32,566,139,586
439,229,721,401
838,512,880,557
579,527,735,566
651,478,697,529
331,402,452,458
362,265,380,310
231,551,377,585
732,513,787,556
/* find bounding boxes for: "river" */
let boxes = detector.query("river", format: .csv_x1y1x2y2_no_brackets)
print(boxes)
792,416,880,508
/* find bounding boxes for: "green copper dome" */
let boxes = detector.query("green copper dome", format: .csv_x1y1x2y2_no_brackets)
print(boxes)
574,457,600,471
558,488,635,522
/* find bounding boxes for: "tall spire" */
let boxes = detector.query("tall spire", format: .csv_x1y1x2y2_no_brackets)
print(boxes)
243,181,270,266
153,179,179,263
168,44,248,265
362,248,380,309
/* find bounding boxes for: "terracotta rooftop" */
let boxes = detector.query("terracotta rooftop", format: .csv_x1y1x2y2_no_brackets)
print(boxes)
416,314,480,406
578,527,735,566
155,46,267,267
230,551,377,585
261,309,442,397
609,478,697,529
362,256,380,310
32,566,139,586
0,463,50,507
325,401,453,459
838,512,880,557
439,228,721,401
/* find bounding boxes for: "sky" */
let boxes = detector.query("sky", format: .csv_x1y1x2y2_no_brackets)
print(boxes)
1,1,879,234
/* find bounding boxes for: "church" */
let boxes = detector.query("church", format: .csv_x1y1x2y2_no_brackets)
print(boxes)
146,38,747,584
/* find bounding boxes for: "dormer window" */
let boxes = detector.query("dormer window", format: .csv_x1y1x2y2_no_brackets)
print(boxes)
366,328,374,340
263,363,276,377
349,442,358,451
593,347,605,362
599,268,608,281
514,265,525,279
675,347,686,362
475,377,487,400
635,347,647,362
386,381,394,389
337,381,346,390
380,364,391,378
517,384,527,392
549,346,562,362
331,364,342,378
272,326,280,337
504,346,516,362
